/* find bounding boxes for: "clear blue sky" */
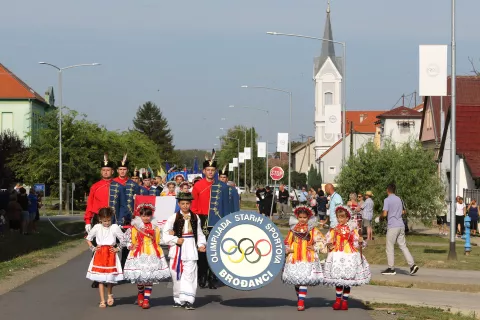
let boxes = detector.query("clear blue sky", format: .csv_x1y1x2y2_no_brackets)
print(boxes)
1,0,479,149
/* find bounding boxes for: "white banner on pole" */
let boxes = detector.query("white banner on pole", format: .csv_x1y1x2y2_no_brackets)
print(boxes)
257,142,266,158
419,45,448,96
228,163,234,172
277,133,289,152
324,105,341,134
233,158,239,167
239,152,245,163
244,147,251,160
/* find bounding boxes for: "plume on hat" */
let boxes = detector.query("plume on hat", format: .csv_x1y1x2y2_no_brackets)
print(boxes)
103,153,109,166
122,153,128,166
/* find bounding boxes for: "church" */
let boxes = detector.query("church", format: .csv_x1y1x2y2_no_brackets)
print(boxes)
292,3,384,182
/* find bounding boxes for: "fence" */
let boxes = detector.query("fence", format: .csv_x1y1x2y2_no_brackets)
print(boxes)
463,188,480,204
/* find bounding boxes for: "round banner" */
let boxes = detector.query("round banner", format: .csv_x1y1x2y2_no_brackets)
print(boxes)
207,211,285,291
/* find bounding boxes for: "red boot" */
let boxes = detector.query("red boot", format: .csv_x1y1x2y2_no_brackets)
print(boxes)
142,300,150,309
297,300,305,311
137,293,144,307
333,298,342,310
341,300,348,310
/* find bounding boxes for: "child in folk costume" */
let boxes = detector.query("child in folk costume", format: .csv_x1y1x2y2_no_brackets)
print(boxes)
163,192,206,310
323,205,371,310
85,207,124,308
123,204,171,309
161,181,177,196
282,206,326,311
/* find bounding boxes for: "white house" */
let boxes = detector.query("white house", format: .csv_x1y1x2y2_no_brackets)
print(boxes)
0,63,55,145
376,106,422,147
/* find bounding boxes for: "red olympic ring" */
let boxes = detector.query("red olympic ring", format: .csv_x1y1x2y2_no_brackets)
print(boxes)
254,239,272,257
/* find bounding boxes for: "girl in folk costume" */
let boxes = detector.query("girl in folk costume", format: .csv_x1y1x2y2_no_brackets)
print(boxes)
282,206,326,311
163,192,207,310
323,205,371,311
161,181,177,196
123,204,171,309
85,207,124,308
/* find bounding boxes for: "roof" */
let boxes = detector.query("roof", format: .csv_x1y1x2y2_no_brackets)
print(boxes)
318,133,350,159
413,103,424,111
420,76,480,142
292,139,315,154
0,63,47,104
346,110,385,133
439,105,480,178
376,106,422,119
313,5,342,77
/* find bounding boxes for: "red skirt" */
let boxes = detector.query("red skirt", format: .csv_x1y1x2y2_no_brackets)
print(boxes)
91,246,118,273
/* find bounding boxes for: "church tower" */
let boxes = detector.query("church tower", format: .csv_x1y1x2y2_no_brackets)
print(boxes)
314,1,343,159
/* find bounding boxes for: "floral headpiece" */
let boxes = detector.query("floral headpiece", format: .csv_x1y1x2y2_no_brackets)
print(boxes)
334,204,353,220
293,205,314,218
136,203,156,212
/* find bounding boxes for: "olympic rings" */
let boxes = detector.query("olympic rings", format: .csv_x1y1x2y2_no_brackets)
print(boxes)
220,237,272,264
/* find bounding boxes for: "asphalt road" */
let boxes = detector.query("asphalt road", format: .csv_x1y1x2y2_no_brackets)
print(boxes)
0,251,373,320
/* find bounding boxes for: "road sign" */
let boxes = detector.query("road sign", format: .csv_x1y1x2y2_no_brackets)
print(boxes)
269,166,284,181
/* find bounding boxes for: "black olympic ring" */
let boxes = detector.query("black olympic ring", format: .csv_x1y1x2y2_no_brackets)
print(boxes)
220,237,273,264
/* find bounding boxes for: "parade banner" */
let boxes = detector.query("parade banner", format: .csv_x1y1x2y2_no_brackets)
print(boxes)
187,173,202,182
233,158,239,167
277,133,288,152
207,211,285,291
244,147,251,160
229,163,234,172
134,195,177,229
324,104,341,134
257,142,266,158
419,45,448,96
239,152,245,163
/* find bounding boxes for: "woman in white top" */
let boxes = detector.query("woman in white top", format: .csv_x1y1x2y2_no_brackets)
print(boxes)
455,197,466,235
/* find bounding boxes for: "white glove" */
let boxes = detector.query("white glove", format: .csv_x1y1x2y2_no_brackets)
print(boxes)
85,224,92,233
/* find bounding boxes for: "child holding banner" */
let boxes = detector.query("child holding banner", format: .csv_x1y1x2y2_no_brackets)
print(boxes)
323,205,371,311
163,192,206,310
282,205,326,311
123,204,171,309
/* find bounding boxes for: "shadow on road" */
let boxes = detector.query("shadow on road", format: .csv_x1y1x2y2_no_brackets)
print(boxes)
221,297,367,310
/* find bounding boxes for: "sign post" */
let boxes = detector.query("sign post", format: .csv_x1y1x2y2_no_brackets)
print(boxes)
269,166,284,218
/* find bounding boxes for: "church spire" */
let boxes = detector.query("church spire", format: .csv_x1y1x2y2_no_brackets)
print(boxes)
320,0,336,60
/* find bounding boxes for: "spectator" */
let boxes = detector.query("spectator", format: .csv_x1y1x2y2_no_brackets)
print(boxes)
255,185,266,215
7,192,21,232
467,200,479,236
356,191,374,240
381,183,419,276
298,187,308,205
316,190,328,227
277,184,289,219
455,197,466,236
28,188,38,234
17,188,30,235
308,188,318,216
263,186,276,218
325,183,343,228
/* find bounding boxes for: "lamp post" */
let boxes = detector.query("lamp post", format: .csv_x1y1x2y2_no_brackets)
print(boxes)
266,31,347,166
241,85,292,202
38,62,101,214
229,105,270,188
224,136,241,187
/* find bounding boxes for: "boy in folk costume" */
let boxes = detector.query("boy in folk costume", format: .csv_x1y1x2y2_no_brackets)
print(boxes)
85,207,125,308
323,205,371,310
163,192,207,310
282,206,326,311
123,204,171,309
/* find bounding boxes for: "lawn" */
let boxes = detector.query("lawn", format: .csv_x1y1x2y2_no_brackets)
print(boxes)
367,303,478,320
0,220,85,279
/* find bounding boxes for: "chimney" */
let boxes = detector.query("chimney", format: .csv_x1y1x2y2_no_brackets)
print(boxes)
360,113,366,123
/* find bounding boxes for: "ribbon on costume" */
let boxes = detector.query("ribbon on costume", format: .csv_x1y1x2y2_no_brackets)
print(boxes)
172,246,183,280
133,224,161,258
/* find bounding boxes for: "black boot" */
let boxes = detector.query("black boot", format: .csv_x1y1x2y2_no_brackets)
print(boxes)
199,275,207,288
91,281,99,288
208,273,217,289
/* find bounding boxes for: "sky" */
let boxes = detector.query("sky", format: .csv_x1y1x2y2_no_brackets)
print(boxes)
1,0,479,150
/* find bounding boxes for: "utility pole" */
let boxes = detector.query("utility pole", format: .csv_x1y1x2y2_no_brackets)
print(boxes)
350,121,354,158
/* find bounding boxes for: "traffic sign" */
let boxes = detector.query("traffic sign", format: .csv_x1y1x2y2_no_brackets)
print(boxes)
269,166,284,181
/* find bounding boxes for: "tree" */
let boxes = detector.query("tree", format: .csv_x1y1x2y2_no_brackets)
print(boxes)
133,101,176,162
335,140,444,227
9,109,162,208
291,171,307,189
307,164,322,190
0,130,26,189
176,149,209,168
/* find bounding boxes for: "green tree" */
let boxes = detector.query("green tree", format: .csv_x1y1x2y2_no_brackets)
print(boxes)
0,130,26,189
176,149,209,168
335,140,444,227
307,164,322,190
133,101,175,162
291,171,307,189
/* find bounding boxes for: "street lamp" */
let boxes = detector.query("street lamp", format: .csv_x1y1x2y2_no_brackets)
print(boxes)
241,85,292,202
266,31,347,166
38,61,101,214
229,105,270,187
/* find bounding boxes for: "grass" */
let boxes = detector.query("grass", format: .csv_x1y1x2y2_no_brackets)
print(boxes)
0,220,85,279
367,303,478,320
369,280,480,293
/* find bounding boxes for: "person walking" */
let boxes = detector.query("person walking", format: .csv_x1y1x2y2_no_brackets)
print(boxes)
381,183,419,276
277,184,289,219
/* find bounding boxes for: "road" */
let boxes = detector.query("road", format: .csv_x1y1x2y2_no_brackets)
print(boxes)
0,251,373,320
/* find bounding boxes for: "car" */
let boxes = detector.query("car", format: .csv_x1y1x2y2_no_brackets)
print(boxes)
237,187,246,195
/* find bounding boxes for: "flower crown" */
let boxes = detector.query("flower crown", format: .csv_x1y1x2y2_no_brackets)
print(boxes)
136,203,156,212
293,205,314,218
334,204,353,220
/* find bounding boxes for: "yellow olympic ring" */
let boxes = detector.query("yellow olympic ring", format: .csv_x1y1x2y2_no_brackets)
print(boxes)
226,245,245,263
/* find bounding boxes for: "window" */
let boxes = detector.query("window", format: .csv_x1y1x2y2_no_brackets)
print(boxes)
397,120,415,134
324,92,333,105
328,166,336,174
1,112,13,131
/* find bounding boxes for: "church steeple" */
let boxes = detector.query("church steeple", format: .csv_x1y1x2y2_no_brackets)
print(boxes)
320,0,336,60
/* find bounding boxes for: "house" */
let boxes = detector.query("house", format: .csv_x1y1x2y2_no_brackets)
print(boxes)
376,106,422,147
292,138,316,173
0,63,55,145
422,76,480,197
